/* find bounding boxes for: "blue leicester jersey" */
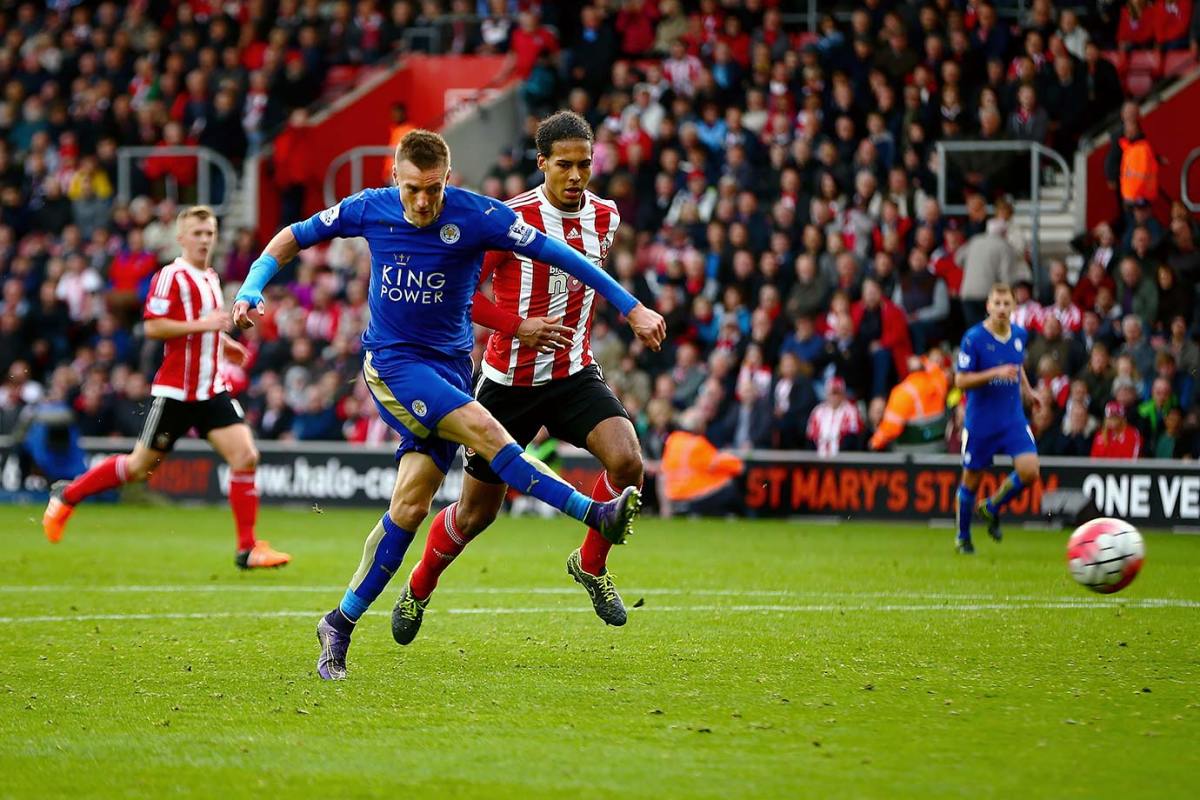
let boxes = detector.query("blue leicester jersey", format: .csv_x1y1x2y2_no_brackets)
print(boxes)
292,185,551,358
957,322,1028,434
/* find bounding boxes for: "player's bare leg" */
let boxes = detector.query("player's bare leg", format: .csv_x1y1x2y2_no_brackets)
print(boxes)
393,474,505,645
956,469,983,554
318,453,443,680
207,423,289,569
42,443,164,543
567,416,645,626
436,401,642,543
975,453,1041,543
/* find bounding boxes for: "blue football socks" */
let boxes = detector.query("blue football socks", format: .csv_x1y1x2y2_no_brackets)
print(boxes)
336,513,416,625
956,485,975,543
489,443,594,524
986,471,1025,514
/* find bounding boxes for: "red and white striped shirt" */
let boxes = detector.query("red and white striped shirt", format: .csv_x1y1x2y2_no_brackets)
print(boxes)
1048,302,1083,335
143,258,228,402
806,401,862,458
480,186,620,387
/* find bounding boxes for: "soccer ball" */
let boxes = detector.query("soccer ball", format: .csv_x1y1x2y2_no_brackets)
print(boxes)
1066,517,1145,594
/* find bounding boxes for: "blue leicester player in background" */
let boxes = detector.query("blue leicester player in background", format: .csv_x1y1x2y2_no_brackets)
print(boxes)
953,283,1043,555
232,130,667,680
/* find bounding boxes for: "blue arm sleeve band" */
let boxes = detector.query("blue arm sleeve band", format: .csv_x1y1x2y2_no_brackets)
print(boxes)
236,254,280,300
524,234,638,316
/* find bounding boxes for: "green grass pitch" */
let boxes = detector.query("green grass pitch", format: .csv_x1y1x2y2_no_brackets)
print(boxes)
1,504,1198,799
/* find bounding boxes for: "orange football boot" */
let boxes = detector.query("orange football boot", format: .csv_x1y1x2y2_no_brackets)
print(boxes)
236,540,292,569
42,481,75,543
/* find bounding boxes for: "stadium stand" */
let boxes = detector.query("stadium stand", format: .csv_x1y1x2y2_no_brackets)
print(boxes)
0,1,1198,464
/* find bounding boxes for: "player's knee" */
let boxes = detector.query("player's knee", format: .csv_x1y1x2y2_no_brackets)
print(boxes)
126,453,159,482
230,447,258,472
455,502,496,538
606,450,644,490
1018,463,1040,484
389,497,431,531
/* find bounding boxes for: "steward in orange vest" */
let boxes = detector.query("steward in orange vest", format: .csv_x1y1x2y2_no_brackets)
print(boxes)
661,412,745,515
1117,136,1159,204
868,350,950,452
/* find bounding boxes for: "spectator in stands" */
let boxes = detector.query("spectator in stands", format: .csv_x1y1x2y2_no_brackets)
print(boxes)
1073,259,1117,313
961,218,1023,328
893,248,949,355
1008,84,1049,144
1155,265,1192,333
1154,407,1196,458
1042,399,1098,457
1166,316,1200,402
1083,41,1125,129
1137,376,1178,446
1115,257,1158,328
1118,0,1160,52
770,353,817,450
1120,314,1159,384
1166,216,1200,285
853,277,912,400
1058,9,1091,60
711,373,773,451
1093,401,1143,459
1155,0,1194,51
806,377,862,458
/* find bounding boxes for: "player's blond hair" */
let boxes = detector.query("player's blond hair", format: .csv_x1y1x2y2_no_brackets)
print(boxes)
396,130,451,170
988,282,1013,299
176,205,218,234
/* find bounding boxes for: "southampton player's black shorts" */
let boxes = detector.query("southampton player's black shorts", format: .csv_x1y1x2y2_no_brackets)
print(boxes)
463,364,630,484
138,394,246,453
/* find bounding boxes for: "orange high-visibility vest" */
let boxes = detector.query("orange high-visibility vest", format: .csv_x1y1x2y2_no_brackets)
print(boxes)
1119,138,1159,202
868,365,949,451
661,431,744,502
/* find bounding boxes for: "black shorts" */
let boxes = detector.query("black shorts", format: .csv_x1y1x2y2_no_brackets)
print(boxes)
464,364,630,484
138,394,246,453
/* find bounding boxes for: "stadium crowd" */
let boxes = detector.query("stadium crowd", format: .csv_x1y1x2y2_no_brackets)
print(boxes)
1,0,1199,468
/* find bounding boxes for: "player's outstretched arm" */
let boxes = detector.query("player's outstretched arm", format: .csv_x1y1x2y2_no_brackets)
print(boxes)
232,226,301,329
513,232,666,350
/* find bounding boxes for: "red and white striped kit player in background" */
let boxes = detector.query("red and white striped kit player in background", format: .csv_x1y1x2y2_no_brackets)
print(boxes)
42,206,290,570
389,111,645,644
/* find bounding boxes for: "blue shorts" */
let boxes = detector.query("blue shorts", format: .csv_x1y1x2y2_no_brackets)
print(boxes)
362,347,474,474
961,423,1037,470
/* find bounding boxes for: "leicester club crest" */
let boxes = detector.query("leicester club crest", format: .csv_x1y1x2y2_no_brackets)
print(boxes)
439,224,460,244
412,400,427,417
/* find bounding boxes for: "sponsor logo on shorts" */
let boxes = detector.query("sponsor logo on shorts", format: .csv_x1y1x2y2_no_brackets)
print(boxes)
439,223,460,244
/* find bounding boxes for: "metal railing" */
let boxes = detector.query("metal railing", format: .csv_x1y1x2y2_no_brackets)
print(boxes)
935,140,1072,288
323,146,394,207
1182,146,1200,212
116,146,239,216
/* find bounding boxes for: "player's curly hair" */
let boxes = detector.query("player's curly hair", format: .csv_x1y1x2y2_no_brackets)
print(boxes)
535,111,593,156
397,130,450,170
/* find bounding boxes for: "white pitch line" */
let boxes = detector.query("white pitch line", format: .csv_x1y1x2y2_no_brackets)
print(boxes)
1,585,1197,605
1,600,1199,625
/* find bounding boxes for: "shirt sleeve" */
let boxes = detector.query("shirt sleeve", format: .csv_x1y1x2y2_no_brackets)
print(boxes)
143,269,182,320
290,190,368,248
957,332,977,373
